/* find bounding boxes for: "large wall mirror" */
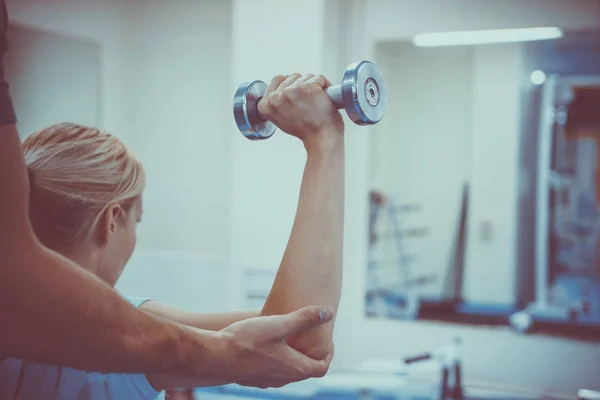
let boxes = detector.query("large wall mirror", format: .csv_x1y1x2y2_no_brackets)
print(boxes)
5,24,102,137
366,28,600,340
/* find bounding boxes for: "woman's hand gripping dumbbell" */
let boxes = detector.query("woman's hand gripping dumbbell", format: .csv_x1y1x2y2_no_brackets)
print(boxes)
233,60,387,140
239,73,344,145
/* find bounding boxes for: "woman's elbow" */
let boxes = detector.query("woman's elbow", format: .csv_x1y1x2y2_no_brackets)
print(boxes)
289,336,335,368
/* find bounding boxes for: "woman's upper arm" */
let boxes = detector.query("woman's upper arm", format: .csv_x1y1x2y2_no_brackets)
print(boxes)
139,301,200,327
139,301,258,331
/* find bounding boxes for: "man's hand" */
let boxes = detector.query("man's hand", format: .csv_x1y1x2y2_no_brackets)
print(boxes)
217,305,335,388
257,73,344,149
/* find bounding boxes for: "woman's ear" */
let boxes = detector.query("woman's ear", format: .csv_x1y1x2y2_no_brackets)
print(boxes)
100,204,123,244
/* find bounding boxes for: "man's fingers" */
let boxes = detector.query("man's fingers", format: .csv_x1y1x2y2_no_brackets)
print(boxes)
274,306,334,338
283,345,333,380
311,353,333,377
305,351,333,378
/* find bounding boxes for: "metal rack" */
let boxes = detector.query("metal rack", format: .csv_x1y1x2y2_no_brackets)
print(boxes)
366,191,433,319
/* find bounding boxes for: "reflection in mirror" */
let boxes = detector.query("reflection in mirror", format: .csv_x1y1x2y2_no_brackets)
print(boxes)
366,29,600,341
525,31,600,337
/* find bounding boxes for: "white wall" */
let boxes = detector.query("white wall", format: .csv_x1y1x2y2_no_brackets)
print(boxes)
6,0,131,136
116,250,230,313
121,0,232,256
228,0,340,308
462,43,524,305
5,25,101,136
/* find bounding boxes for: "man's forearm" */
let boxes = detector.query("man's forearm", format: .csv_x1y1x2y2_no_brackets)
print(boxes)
0,239,227,375
261,136,345,359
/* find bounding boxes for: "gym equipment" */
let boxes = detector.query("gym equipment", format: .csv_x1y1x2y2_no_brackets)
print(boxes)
233,60,387,140
366,192,433,321
403,339,464,400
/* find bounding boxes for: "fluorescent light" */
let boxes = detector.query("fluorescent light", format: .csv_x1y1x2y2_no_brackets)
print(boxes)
413,27,563,47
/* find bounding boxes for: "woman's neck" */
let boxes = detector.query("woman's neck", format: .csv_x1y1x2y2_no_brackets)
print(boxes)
63,247,103,281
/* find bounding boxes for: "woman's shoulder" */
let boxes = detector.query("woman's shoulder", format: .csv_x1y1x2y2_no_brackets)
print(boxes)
124,295,154,308
0,296,159,399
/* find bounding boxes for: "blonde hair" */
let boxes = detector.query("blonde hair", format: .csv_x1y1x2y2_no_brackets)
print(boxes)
23,122,146,251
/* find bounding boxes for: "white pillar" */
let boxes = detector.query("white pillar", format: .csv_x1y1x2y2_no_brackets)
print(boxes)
463,44,524,306
229,0,328,309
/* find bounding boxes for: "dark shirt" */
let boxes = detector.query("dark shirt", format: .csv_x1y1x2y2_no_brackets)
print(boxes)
0,0,16,125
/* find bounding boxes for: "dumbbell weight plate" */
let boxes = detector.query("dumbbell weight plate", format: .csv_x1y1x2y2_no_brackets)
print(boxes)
233,80,277,140
339,60,386,126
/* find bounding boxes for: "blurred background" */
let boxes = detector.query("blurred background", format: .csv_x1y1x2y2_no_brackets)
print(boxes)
5,0,600,399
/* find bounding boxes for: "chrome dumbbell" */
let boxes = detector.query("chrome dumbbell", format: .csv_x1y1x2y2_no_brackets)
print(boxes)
233,60,387,140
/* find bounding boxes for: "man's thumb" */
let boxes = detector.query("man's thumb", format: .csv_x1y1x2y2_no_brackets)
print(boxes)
283,306,335,336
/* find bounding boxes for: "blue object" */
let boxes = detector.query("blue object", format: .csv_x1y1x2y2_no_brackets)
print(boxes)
576,193,596,222
456,302,517,317
0,296,160,400
552,275,600,324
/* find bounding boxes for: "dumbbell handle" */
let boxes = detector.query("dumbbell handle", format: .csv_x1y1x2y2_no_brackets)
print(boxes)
324,85,345,108
255,84,345,122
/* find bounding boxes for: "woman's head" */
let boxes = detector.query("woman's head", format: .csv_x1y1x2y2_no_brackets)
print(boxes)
24,122,145,286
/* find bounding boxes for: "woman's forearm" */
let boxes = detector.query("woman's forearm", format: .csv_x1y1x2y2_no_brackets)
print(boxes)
261,136,345,359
